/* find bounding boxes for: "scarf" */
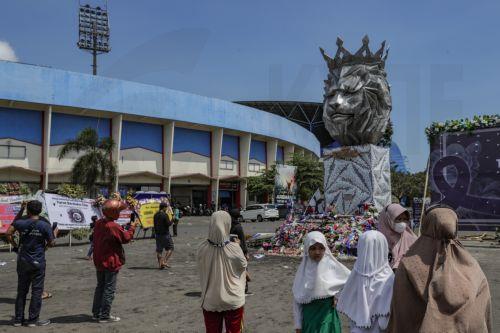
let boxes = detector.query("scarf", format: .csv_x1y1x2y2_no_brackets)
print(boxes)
292,231,350,304
377,203,417,269
388,207,492,333
197,211,247,312
337,230,394,329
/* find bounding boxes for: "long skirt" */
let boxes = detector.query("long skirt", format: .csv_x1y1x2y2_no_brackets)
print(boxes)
302,297,342,333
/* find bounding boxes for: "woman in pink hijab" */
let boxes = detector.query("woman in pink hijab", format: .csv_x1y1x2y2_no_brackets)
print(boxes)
377,203,417,270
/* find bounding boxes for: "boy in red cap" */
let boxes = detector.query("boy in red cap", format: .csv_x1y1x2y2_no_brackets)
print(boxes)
92,199,139,323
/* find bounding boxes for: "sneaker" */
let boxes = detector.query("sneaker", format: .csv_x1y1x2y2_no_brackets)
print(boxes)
26,319,50,327
98,315,120,323
245,292,254,296
13,320,23,327
92,315,99,321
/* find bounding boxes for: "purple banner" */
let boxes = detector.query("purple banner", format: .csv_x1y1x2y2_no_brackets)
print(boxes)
430,128,500,230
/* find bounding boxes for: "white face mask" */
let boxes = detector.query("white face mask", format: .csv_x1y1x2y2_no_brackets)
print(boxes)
394,222,408,233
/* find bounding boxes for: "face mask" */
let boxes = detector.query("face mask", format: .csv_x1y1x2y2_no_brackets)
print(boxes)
394,222,408,233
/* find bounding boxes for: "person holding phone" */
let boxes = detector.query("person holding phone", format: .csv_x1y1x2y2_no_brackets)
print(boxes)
6,200,55,327
13,201,56,301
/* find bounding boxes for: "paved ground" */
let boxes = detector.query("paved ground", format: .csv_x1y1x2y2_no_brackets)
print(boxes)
0,216,498,333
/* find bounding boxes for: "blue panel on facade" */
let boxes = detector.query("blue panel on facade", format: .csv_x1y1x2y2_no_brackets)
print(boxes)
250,140,266,164
173,127,211,157
51,113,110,145
276,146,285,164
0,107,42,145
121,121,162,153
222,134,239,160
0,61,320,156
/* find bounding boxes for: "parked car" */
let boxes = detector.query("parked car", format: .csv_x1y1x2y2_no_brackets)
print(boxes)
239,204,279,222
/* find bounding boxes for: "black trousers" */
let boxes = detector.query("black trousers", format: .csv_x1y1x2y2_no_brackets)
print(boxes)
173,220,178,236
15,258,45,322
92,270,118,318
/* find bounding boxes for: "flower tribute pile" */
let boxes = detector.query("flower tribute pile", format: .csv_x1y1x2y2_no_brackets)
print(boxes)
263,212,377,257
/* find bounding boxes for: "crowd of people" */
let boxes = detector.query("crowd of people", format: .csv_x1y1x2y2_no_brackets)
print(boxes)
4,198,493,332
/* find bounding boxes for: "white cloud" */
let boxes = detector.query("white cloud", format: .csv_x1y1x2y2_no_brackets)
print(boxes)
0,41,18,62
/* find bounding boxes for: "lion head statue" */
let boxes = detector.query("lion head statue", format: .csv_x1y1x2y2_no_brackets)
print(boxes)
321,36,392,146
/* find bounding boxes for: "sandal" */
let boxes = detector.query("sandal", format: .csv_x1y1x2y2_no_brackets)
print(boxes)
42,292,52,300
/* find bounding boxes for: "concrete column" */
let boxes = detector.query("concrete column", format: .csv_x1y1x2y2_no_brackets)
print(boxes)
266,139,278,169
211,128,223,210
111,114,122,192
284,144,295,164
42,106,52,190
239,133,251,208
162,121,175,193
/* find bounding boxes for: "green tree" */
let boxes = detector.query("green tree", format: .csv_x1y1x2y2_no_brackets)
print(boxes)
391,163,429,205
57,128,117,197
245,165,277,200
289,153,324,202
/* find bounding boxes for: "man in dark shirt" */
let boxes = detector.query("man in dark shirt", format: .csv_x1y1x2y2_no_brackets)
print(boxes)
153,202,173,269
229,208,251,295
6,200,55,327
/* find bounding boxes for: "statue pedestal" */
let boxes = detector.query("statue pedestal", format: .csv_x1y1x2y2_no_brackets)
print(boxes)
323,144,391,214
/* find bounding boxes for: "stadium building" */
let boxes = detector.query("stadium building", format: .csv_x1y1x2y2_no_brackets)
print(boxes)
0,61,319,209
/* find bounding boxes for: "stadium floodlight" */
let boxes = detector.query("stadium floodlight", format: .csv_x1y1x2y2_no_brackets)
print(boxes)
77,3,110,75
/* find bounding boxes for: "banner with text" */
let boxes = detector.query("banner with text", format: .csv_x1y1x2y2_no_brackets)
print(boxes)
275,165,297,204
44,193,102,230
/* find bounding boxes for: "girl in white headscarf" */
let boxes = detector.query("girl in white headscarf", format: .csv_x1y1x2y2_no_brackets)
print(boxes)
292,231,351,333
198,211,247,333
337,230,394,333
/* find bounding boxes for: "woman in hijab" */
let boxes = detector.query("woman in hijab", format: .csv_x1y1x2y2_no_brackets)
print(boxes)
337,230,394,333
388,205,492,333
377,203,417,270
197,211,247,333
293,231,351,333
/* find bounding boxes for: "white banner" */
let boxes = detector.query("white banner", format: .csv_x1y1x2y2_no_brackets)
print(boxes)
44,193,102,230
0,195,31,204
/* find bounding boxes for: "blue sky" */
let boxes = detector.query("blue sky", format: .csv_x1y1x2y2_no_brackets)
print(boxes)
1,0,500,171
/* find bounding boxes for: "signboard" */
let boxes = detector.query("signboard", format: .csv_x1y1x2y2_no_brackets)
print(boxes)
0,203,21,234
275,165,297,204
138,202,160,229
430,127,500,230
44,193,102,230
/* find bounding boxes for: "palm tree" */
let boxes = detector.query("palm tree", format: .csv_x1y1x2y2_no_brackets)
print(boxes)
57,127,117,197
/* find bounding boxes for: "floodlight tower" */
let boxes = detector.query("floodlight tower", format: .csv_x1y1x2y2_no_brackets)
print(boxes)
77,3,110,75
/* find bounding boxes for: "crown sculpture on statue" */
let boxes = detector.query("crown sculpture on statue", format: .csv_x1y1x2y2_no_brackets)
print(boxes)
320,35,392,146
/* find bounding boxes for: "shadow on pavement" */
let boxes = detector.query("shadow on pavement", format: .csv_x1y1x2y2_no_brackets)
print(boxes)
50,314,93,324
184,291,201,298
0,298,15,304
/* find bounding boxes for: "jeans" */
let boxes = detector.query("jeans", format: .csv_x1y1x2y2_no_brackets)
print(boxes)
87,242,94,257
15,258,46,322
92,270,118,318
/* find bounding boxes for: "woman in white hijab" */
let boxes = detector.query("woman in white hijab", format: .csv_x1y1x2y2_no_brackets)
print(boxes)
198,211,247,333
293,231,351,333
337,231,394,333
